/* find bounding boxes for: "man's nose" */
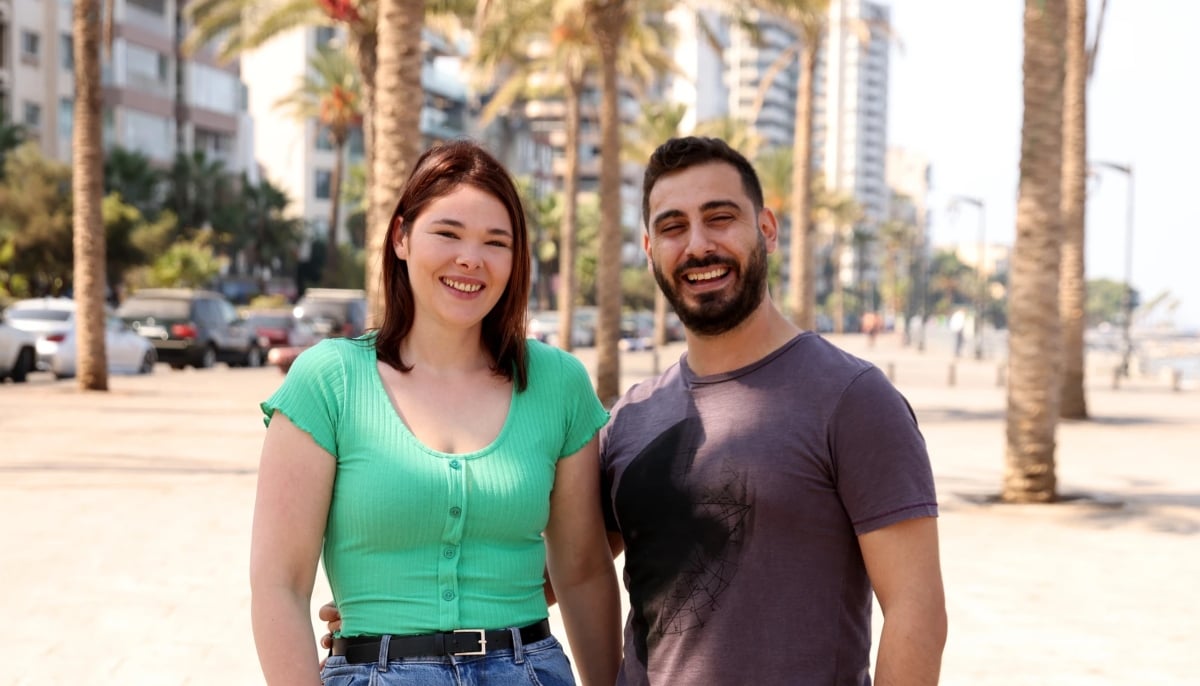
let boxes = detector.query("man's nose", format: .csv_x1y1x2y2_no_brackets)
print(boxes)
684,223,716,258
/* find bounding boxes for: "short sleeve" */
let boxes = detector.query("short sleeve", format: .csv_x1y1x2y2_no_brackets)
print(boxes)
831,366,939,535
260,340,346,457
554,351,609,459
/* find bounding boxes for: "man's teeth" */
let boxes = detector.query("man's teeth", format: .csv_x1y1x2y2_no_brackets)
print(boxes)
686,268,728,282
444,278,481,292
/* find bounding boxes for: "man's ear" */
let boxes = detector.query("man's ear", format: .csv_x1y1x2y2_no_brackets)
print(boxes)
642,230,653,273
758,207,780,253
392,218,408,259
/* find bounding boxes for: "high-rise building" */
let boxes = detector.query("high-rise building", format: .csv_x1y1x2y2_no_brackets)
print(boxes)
0,0,252,173
241,26,470,254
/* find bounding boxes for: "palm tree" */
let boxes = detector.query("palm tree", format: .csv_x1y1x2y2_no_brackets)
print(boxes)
815,188,861,334
752,0,830,331
1005,0,1066,503
275,47,363,286
585,0,630,407
370,0,426,324
476,0,591,352
104,147,163,220
1059,0,1109,419
72,0,108,391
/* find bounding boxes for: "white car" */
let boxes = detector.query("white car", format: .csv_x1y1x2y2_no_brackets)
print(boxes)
0,321,38,383
51,313,157,379
3,297,75,370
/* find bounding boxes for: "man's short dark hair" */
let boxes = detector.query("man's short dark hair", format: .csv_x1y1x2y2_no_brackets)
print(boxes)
641,136,765,230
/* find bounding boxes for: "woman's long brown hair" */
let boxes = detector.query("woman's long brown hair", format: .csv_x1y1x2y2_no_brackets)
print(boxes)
373,139,531,390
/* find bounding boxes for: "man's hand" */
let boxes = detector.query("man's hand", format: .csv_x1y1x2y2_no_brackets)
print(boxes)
317,601,342,668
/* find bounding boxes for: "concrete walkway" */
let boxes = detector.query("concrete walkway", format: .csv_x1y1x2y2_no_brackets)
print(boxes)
0,333,1196,684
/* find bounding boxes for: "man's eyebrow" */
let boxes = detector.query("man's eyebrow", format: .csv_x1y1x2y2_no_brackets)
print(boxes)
699,199,741,214
651,208,686,227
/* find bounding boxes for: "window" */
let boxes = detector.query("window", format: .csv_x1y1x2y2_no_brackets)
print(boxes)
128,0,166,15
60,34,74,70
22,101,42,129
315,169,332,199
126,43,169,94
21,31,40,64
122,109,174,159
315,125,334,151
315,26,337,48
58,97,73,140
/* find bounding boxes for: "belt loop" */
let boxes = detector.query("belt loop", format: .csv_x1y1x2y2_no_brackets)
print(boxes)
510,626,526,664
376,634,391,671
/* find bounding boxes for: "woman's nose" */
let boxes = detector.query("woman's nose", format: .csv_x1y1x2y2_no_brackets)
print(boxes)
456,251,482,270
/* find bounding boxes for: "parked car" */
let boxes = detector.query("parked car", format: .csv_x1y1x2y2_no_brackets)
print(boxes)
244,309,318,349
117,289,263,370
2,297,76,370
51,313,157,379
293,288,367,339
619,311,655,351
527,309,594,348
0,322,37,383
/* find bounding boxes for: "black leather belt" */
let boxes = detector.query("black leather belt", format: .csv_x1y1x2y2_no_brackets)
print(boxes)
331,619,552,663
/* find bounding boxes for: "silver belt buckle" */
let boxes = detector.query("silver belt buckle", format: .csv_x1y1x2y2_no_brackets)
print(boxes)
453,629,487,655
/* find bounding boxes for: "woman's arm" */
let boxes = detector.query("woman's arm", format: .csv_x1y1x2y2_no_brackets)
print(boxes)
250,412,336,686
544,435,622,686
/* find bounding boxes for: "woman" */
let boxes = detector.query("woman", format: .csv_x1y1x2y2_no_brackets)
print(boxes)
250,140,621,685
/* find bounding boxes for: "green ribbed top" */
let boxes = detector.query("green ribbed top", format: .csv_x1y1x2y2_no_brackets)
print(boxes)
261,336,607,637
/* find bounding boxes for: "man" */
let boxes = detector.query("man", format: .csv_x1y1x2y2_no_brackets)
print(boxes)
322,137,946,684
599,136,945,685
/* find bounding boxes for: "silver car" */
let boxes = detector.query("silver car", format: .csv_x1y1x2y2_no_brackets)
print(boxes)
3,297,75,370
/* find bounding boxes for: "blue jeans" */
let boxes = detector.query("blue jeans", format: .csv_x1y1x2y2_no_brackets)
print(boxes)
319,634,576,685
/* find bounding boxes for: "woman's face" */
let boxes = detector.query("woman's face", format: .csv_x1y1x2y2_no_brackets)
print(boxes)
394,184,515,332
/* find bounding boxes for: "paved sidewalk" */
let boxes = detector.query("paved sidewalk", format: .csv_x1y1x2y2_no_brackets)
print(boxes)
0,333,1196,684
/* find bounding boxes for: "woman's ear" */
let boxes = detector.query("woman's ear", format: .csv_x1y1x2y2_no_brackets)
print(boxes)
392,218,408,260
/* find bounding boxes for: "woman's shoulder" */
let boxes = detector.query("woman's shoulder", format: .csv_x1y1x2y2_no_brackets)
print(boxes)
292,335,374,372
524,337,582,368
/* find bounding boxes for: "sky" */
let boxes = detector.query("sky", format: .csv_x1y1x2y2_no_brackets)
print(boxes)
886,0,1200,331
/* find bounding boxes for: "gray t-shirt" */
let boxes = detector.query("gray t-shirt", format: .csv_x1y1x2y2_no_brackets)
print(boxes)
600,333,938,685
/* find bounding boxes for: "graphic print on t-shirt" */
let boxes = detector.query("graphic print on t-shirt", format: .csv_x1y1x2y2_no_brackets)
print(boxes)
613,417,752,665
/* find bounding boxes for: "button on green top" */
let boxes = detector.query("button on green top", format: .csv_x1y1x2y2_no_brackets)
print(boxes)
449,506,462,517
449,459,461,470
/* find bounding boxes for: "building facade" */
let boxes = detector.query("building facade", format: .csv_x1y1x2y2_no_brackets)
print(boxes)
0,0,251,173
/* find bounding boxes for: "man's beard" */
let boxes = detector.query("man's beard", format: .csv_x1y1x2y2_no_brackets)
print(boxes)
653,233,768,337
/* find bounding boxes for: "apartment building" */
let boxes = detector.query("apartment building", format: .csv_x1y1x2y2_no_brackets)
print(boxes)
0,0,252,172
241,26,470,251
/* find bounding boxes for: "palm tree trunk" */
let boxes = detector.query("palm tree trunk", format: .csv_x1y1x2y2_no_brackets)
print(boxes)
1005,0,1067,503
557,79,582,352
350,29,379,318
1059,0,1088,419
72,0,108,391
370,0,424,327
789,41,819,331
324,139,346,286
832,229,844,334
589,0,628,407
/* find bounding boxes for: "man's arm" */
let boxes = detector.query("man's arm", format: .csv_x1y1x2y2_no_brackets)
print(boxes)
859,516,947,686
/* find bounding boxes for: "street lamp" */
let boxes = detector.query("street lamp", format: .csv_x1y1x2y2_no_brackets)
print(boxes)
949,195,986,359
1091,161,1135,377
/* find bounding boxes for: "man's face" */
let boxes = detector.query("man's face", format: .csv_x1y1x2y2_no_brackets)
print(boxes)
644,162,777,337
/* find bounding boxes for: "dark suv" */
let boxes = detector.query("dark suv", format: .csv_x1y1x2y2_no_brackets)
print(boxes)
293,288,367,338
117,289,263,369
